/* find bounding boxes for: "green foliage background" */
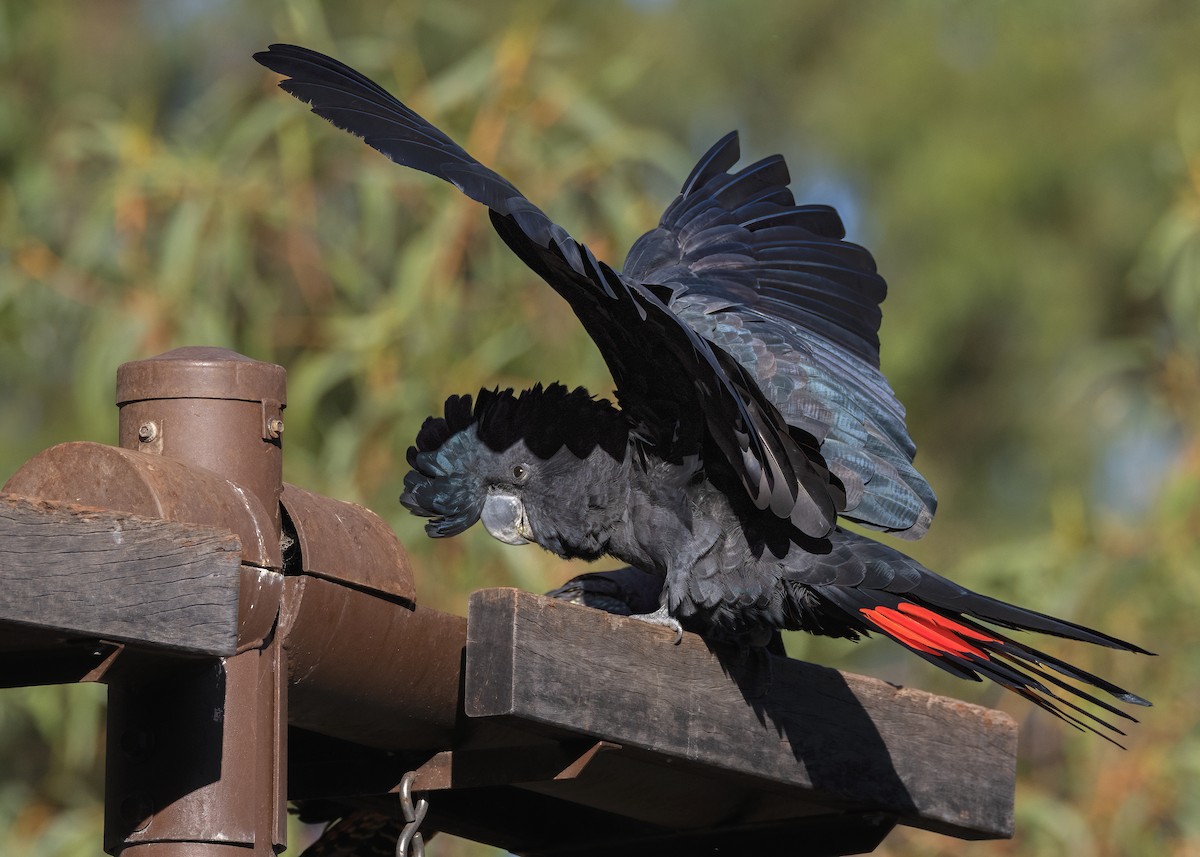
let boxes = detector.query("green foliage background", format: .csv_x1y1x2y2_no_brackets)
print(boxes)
2,1,1198,854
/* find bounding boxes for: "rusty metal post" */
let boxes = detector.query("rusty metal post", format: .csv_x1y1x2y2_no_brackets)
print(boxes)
104,347,287,856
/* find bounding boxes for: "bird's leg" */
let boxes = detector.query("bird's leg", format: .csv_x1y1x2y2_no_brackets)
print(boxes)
628,605,684,644
738,644,774,700
705,637,777,700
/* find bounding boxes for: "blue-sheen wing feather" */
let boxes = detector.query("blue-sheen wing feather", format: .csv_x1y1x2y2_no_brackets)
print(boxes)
623,135,937,537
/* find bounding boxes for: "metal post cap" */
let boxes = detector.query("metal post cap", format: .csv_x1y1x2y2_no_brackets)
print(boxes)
116,346,286,405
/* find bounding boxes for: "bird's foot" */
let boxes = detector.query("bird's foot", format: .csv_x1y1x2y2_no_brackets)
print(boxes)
629,606,684,644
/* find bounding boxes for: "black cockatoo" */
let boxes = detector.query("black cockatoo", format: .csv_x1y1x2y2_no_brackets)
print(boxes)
255,44,1151,741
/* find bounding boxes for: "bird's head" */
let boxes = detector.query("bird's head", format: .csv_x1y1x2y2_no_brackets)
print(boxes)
401,384,630,556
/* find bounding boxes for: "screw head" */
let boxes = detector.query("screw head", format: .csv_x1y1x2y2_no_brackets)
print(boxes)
266,417,284,438
137,422,158,443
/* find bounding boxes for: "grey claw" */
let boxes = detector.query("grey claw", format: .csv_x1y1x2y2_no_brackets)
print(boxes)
630,606,684,644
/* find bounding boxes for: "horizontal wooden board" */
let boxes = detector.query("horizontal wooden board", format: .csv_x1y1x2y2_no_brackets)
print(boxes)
0,493,242,656
466,588,1016,840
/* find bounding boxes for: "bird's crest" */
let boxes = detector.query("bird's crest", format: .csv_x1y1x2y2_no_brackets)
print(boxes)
401,384,627,537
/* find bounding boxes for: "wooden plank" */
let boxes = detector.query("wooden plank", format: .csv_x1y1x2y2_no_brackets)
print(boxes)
466,588,1017,840
519,812,896,857
0,493,242,656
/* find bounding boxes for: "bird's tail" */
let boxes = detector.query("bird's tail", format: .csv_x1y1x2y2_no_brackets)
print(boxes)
810,538,1152,745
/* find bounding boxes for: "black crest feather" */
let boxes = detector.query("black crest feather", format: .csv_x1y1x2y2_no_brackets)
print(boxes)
401,384,628,537
476,384,628,460
408,384,627,463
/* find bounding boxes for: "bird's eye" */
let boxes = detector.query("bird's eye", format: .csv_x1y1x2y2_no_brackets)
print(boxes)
512,463,529,483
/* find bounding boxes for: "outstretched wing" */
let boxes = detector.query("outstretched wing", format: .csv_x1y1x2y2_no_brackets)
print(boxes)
254,44,837,537
624,134,936,537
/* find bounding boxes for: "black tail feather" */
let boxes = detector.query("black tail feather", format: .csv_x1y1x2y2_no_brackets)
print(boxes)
905,565,1154,655
814,582,1150,743
990,647,1137,726
957,590,1155,655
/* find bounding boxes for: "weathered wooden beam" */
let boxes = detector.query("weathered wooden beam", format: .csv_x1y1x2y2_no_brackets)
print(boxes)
0,493,242,657
466,588,1017,841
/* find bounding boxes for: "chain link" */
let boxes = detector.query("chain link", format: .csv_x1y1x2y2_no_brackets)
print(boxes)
395,770,428,857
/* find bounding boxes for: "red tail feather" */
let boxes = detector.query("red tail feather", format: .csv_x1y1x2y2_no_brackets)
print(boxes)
860,602,1001,659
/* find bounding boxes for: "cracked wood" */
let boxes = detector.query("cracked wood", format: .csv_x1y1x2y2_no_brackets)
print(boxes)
0,493,242,656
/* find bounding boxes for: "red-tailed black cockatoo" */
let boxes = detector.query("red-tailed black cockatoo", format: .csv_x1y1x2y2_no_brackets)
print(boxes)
256,44,1151,743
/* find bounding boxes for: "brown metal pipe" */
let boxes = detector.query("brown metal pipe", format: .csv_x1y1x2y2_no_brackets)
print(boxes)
104,646,285,855
281,575,466,750
106,347,287,856
276,478,463,750
116,346,286,537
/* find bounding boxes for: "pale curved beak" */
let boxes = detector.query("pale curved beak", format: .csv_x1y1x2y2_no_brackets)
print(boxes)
481,492,531,545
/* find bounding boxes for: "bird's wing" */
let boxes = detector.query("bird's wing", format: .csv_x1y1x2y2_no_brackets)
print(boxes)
623,134,935,537
255,44,837,537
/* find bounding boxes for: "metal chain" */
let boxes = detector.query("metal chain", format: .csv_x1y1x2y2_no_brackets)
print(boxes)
395,770,428,857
